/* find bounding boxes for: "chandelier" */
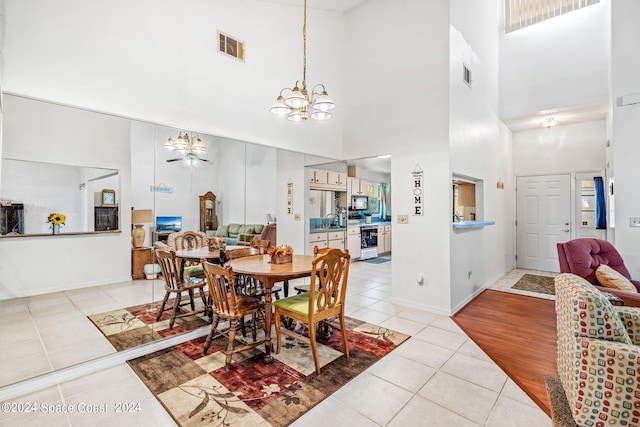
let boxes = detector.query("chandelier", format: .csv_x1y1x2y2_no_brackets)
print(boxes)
269,0,335,122
163,132,208,163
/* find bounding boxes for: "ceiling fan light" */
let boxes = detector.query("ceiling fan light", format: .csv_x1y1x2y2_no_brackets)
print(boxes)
174,133,187,149
164,137,175,150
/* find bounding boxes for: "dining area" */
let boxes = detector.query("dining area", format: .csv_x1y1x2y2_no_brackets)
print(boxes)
155,234,352,375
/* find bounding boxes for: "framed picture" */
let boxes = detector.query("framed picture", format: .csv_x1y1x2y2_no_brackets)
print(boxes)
101,189,116,206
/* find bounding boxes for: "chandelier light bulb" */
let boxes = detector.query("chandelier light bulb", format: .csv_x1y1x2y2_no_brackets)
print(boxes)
164,137,175,150
270,95,292,115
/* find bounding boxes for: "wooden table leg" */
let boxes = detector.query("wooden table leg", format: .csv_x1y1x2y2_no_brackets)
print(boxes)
262,278,274,364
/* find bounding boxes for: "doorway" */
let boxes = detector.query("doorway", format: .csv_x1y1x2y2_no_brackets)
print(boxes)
516,174,571,272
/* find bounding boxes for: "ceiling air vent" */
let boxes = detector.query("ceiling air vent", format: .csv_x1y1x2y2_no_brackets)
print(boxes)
463,64,472,87
218,31,244,62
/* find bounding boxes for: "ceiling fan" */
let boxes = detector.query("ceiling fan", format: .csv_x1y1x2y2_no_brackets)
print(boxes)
166,153,209,164
164,132,209,164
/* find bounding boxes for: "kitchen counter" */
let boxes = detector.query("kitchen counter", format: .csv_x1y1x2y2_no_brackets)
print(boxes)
452,220,495,229
310,226,347,233
348,221,392,228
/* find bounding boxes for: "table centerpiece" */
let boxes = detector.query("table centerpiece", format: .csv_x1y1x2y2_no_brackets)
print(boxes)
267,244,293,264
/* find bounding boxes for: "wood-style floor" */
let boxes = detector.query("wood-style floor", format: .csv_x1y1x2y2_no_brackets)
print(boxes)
452,289,558,417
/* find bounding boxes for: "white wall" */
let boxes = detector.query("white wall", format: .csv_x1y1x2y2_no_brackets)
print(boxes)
499,0,610,119
610,0,640,279
512,120,606,176
449,0,509,311
344,0,452,314
2,0,344,159
0,95,131,298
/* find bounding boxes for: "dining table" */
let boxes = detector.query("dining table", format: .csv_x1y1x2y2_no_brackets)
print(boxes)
225,253,316,363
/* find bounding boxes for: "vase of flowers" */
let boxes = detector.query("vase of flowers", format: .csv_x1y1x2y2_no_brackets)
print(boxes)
267,244,293,264
47,213,66,235
208,237,227,251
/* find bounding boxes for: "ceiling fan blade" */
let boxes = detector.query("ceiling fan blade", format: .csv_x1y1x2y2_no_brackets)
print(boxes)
166,158,183,163
197,158,209,162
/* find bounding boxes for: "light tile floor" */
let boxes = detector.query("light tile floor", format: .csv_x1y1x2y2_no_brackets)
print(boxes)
0,260,553,426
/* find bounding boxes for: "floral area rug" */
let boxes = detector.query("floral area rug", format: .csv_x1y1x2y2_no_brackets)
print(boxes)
87,299,210,351
128,317,410,426
511,274,556,296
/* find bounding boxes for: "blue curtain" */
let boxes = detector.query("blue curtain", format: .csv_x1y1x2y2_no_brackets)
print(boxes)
594,176,606,230
379,182,387,220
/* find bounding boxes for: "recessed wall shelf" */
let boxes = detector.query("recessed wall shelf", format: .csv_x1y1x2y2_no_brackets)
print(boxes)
452,220,495,229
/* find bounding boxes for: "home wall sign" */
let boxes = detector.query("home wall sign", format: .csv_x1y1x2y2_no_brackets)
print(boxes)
412,164,423,216
287,179,293,215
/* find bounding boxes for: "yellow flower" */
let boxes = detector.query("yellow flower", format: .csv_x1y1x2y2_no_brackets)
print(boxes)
47,213,66,225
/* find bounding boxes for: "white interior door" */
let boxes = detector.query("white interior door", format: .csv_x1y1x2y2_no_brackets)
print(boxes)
516,174,571,272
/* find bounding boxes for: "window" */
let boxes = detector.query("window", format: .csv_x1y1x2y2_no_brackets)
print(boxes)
505,0,600,33
367,183,380,214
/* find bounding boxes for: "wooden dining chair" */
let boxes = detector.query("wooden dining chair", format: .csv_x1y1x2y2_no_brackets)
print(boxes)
155,249,209,329
225,247,282,299
273,247,351,374
172,230,207,279
202,261,266,370
249,238,272,254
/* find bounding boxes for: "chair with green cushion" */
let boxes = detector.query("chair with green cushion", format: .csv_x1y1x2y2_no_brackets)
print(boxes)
273,247,351,375
171,231,207,279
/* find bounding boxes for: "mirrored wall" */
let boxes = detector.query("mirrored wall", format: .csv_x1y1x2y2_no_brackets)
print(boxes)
0,94,333,388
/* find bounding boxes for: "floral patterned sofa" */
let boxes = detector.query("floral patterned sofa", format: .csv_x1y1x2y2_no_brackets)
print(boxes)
555,273,640,426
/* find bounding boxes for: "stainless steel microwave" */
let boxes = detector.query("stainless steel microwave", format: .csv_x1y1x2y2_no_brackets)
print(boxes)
352,195,368,210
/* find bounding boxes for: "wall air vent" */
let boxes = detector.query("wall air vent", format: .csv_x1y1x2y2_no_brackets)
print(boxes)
463,64,472,87
218,31,245,62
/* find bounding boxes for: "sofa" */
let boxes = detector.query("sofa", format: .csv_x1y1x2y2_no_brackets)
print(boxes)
208,223,265,246
556,273,640,426
557,238,640,307
237,223,276,247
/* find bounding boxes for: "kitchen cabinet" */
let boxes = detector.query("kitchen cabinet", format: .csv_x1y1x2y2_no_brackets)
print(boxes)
309,169,328,186
328,230,345,249
308,230,345,254
327,171,347,189
310,168,347,191
377,225,392,254
347,227,361,259
348,177,368,196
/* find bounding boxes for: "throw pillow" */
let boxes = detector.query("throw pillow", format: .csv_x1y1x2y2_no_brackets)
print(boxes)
596,264,637,292
245,227,255,234
215,224,229,237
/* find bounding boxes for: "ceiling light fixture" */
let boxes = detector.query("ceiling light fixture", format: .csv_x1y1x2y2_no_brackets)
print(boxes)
164,131,208,164
269,0,335,122
543,117,556,129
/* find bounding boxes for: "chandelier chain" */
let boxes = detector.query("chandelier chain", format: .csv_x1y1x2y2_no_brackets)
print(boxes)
302,0,307,89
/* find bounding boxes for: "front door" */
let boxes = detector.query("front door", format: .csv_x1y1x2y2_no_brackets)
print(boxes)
516,174,571,272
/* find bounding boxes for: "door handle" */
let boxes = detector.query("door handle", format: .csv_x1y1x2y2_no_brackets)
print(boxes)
564,229,570,232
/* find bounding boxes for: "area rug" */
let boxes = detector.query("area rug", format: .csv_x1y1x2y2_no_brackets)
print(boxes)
544,375,577,427
362,257,390,264
128,317,409,426
511,274,556,295
87,299,210,351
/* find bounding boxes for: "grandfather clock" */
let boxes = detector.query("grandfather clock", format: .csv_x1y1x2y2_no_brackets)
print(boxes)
199,192,218,233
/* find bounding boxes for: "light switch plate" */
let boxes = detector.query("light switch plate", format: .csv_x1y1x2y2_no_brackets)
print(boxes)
630,217,640,227
397,215,408,224
294,213,301,221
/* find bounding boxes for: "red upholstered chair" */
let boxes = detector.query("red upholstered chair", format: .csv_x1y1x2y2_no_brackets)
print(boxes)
557,238,640,306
